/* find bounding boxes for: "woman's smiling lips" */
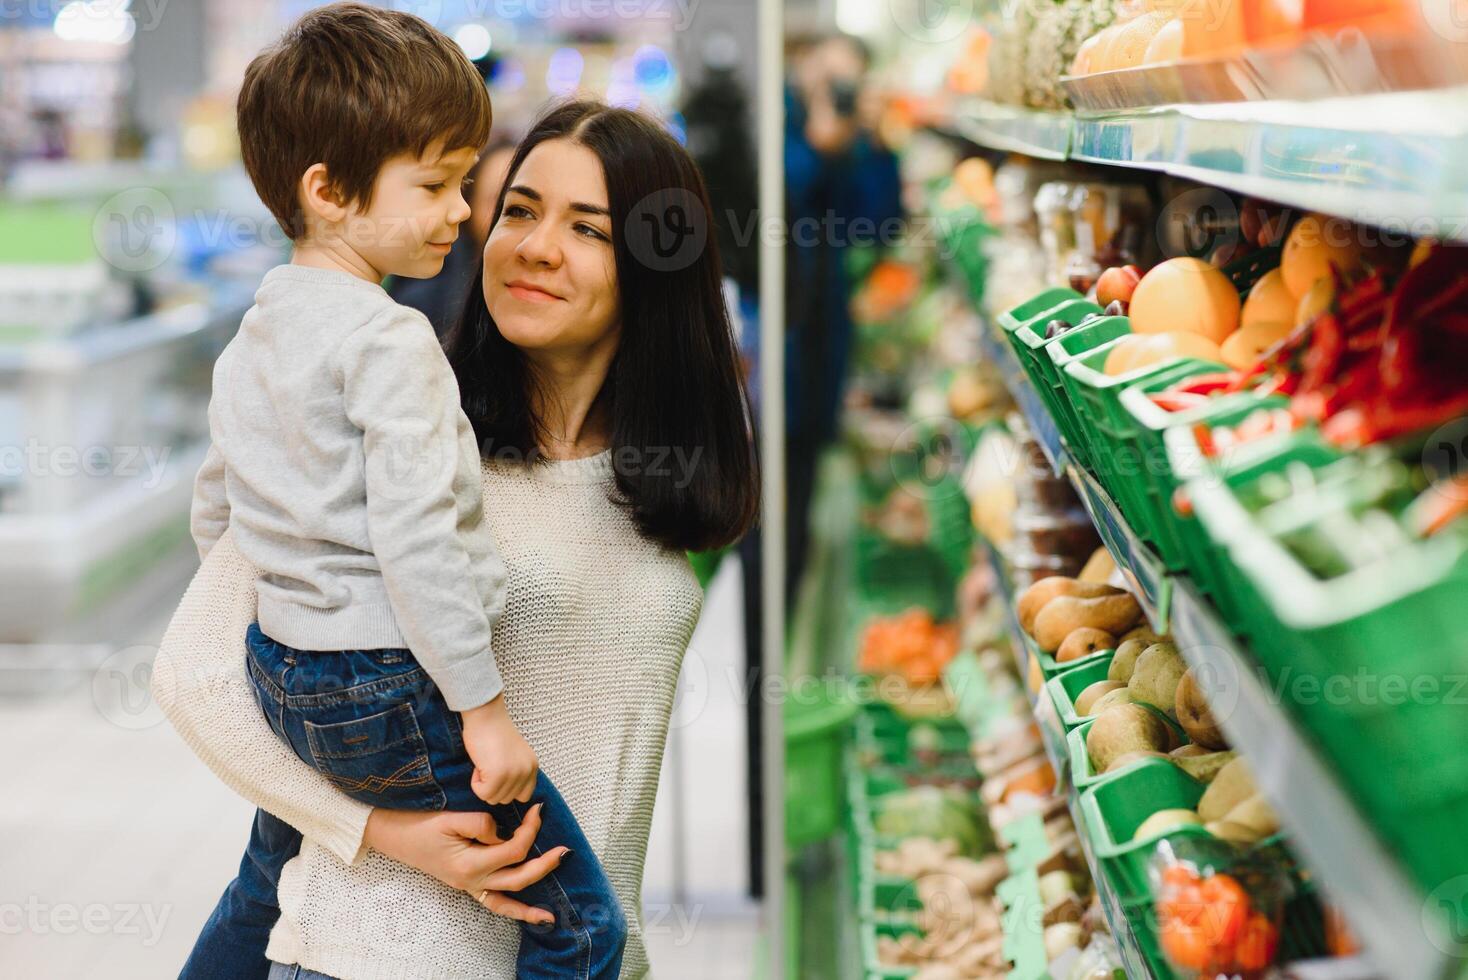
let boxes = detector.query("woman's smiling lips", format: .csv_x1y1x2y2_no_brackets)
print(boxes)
505,280,564,303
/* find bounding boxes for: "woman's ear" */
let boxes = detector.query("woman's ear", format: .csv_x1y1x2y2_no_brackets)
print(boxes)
298,163,348,227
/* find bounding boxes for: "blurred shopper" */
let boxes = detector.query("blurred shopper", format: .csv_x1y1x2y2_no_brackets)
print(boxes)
784,33,902,598
389,137,517,337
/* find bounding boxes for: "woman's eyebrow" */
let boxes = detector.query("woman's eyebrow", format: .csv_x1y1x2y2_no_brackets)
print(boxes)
507,184,608,218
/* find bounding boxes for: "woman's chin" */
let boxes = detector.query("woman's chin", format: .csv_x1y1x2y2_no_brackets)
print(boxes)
491,313,562,350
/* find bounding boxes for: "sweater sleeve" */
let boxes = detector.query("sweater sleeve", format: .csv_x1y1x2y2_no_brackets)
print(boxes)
189,442,230,562
335,307,504,712
152,528,371,865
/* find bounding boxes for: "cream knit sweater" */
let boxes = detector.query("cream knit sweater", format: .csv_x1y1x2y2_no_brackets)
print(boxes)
154,451,703,979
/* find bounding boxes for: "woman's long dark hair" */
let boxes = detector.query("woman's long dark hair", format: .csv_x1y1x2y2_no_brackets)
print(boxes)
444,99,759,553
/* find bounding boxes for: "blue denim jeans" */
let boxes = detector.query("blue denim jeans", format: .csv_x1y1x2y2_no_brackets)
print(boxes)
178,623,626,980
267,962,335,980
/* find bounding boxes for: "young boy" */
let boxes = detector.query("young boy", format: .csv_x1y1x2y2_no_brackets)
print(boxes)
185,5,625,977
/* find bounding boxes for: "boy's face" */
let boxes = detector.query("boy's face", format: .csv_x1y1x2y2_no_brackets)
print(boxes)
336,142,479,280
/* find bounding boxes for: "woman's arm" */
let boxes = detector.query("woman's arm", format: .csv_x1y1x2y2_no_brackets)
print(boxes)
151,528,566,919
151,528,371,864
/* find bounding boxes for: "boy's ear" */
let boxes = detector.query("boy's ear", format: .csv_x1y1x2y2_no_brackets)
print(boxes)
299,163,348,225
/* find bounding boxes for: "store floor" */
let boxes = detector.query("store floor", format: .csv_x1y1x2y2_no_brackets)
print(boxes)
2,547,760,978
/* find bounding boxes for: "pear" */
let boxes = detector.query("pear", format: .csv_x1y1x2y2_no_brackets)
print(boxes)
1172,750,1238,784
1175,667,1228,749
1035,594,1141,652
1058,627,1114,663
1017,577,1120,635
1087,703,1172,773
1133,808,1203,841
1087,687,1135,716
1075,680,1126,716
1198,757,1258,823
1128,642,1186,716
1107,636,1150,684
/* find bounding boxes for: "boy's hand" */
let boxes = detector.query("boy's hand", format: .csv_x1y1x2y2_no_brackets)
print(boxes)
461,695,538,804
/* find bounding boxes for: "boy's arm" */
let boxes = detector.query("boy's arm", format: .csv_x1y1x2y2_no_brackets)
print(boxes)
338,307,507,713
190,441,230,562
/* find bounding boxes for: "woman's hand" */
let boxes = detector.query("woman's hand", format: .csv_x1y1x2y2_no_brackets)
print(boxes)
363,803,567,925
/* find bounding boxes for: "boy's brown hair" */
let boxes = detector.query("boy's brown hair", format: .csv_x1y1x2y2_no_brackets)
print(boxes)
237,2,492,239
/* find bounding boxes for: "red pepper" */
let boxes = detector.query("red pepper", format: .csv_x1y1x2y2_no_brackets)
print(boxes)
1173,371,1240,396
1193,422,1218,459
1151,391,1210,412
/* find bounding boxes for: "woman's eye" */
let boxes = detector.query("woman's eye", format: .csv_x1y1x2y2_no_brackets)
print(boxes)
504,204,533,219
576,223,608,241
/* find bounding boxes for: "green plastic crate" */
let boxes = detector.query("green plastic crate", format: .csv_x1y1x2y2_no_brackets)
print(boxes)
1012,297,1104,424
996,286,1084,334
785,690,857,847
1200,497,1468,892
1067,711,1188,793
860,919,922,979
853,708,972,770
1117,380,1287,570
1078,761,1214,907
1061,346,1227,536
1021,625,1111,680
1179,430,1342,631
1040,315,1134,470
1165,424,1342,619
1044,655,1115,731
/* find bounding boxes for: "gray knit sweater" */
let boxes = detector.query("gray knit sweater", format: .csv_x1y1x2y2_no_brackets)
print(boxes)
190,264,506,711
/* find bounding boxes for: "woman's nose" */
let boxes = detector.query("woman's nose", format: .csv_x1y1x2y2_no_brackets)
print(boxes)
515,224,561,267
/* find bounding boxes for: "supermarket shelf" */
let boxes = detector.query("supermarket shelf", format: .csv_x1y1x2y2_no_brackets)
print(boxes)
1066,466,1170,633
0,283,254,374
979,324,1066,474
1070,89,1468,242
982,542,1156,980
1170,579,1437,980
950,99,1072,161
979,328,1433,980
947,89,1468,242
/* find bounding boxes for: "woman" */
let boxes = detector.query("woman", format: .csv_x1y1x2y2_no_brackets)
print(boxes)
155,100,758,979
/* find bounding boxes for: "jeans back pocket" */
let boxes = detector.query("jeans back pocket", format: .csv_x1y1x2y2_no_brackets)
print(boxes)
303,702,447,810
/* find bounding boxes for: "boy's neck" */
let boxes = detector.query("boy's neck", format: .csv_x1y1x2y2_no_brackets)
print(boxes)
291,241,385,285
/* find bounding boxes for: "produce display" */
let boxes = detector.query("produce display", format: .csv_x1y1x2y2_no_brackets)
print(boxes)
813,28,1468,972
956,0,1427,110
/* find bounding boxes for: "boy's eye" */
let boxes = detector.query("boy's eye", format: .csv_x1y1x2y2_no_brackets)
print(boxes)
424,182,445,192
